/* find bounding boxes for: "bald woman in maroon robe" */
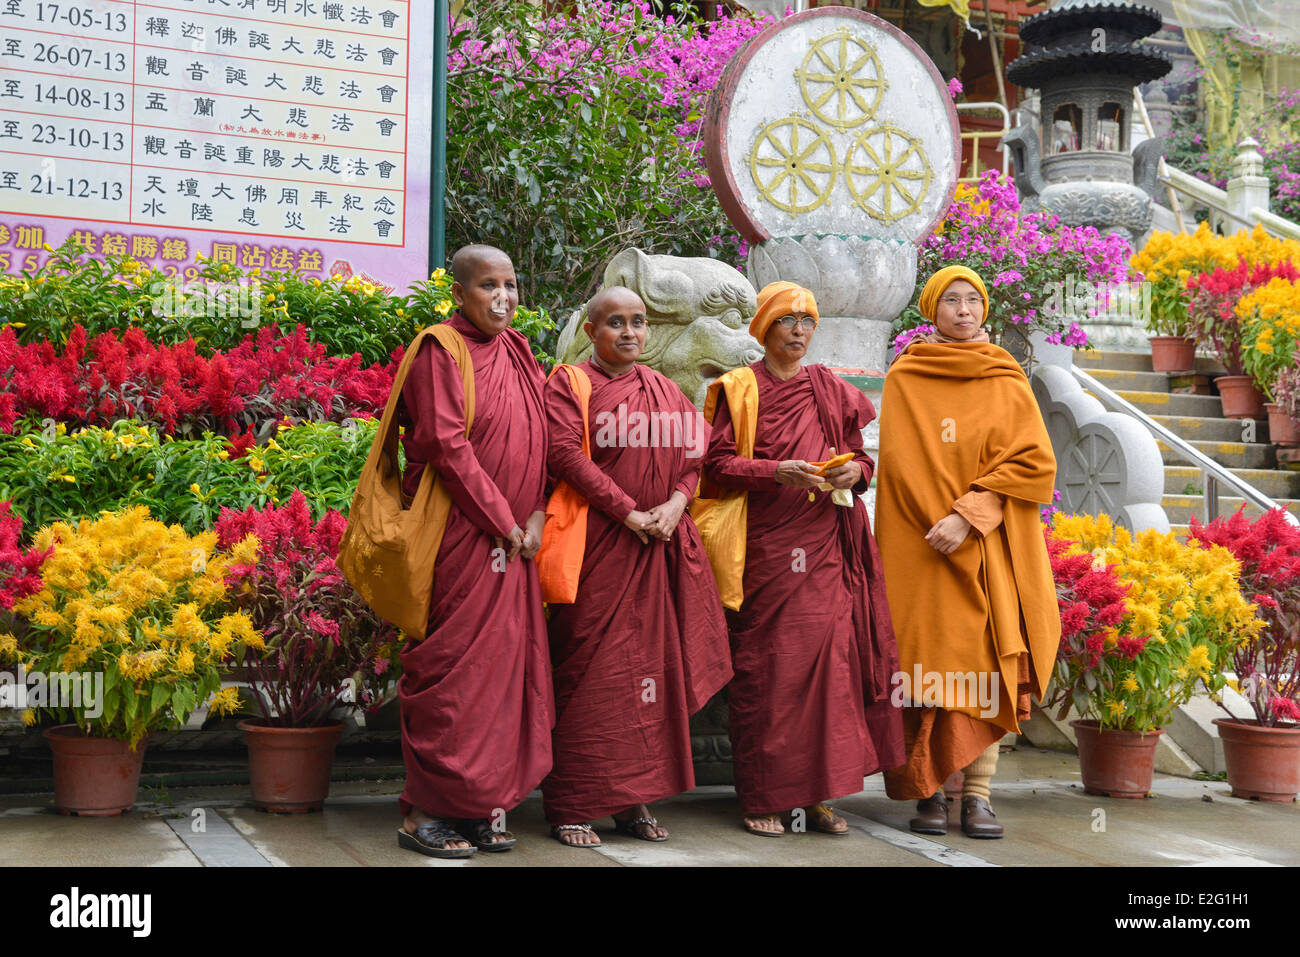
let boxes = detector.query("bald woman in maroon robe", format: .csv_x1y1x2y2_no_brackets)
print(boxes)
541,287,732,847
702,281,904,837
394,245,554,858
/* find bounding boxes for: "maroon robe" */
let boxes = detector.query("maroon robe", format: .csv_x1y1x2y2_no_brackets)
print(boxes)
541,360,732,824
703,361,904,813
394,312,554,819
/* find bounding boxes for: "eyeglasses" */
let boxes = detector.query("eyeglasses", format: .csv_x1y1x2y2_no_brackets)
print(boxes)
776,314,818,330
939,295,985,309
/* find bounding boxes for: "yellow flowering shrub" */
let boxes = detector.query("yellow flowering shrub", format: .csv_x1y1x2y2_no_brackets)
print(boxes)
11,506,263,747
1131,224,1299,335
1049,513,1262,731
1238,276,1300,397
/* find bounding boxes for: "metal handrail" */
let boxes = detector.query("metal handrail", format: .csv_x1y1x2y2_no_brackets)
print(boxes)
1071,366,1300,526
956,100,1010,182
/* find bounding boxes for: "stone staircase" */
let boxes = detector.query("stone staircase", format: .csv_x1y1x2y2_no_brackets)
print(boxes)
1073,349,1300,536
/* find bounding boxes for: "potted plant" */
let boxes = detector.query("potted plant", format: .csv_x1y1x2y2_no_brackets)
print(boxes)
1131,224,1295,386
1188,508,1300,801
1268,360,1300,447
6,507,258,815
1239,275,1300,420
1186,260,1299,407
1047,514,1261,797
217,491,400,813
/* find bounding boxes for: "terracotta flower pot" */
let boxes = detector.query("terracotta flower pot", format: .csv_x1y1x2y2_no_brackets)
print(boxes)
1264,403,1300,447
1148,336,1197,373
1070,719,1163,798
239,719,344,813
1215,375,1266,419
1213,717,1300,802
43,725,146,817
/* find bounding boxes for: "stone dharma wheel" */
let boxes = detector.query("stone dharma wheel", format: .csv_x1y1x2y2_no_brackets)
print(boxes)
705,7,961,245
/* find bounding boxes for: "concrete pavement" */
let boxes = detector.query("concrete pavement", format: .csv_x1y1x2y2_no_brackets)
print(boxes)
2,747,1296,867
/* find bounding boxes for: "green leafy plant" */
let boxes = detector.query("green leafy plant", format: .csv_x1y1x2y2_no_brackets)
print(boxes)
0,419,377,538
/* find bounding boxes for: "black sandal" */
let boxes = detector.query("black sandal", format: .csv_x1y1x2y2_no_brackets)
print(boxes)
613,815,669,842
397,820,477,859
453,818,517,853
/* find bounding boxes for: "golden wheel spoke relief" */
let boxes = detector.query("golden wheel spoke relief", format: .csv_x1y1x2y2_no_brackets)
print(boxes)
747,115,838,214
842,123,932,225
796,28,885,129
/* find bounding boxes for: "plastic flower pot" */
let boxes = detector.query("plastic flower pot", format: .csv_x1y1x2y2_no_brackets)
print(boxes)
239,719,344,813
43,724,146,817
1215,375,1266,419
1148,336,1197,374
1264,403,1300,447
1212,718,1300,802
1070,719,1163,798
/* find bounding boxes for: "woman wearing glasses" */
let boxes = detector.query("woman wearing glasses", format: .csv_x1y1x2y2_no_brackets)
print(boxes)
875,266,1059,839
700,281,904,839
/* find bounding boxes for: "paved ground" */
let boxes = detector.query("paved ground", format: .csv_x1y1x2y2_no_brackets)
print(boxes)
3,747,1296,867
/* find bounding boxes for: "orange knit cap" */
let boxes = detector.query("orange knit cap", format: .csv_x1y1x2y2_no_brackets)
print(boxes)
750,281,819,343
918,265,989,323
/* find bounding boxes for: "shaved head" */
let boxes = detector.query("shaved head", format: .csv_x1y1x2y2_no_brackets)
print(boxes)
451,244,513,285
586,285,646,328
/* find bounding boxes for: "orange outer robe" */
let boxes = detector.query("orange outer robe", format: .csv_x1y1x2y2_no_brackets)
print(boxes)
874,341,1060,800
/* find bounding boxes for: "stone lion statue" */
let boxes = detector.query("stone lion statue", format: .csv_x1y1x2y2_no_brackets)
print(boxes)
556,248,763,407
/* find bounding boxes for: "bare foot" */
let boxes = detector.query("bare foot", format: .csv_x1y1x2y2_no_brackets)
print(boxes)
551,823,601,847
614,804,669,841
743,812,785,836
403,809,471,851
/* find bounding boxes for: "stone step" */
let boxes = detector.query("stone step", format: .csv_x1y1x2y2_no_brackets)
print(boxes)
1157,437,1276,470
1150,414,1269,444
1083,366,1171,392
1073,349,1227,376
1117,389,1225,418
1164,465,1300,499
1159,494,1300,525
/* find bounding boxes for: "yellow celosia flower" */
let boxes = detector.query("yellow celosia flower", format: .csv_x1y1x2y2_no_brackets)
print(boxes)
21,709,36,727
175,648,195,674
1106,699,1126,717
207,686,242,716
1122,674,1140,692
231,535,260,565
0,633,17,662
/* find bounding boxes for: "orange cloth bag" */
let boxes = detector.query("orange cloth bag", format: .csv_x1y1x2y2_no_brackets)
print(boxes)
536,364,593,604
336,324,474,641
690,366,758,612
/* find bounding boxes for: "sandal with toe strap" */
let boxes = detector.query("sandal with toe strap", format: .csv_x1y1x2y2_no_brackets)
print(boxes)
742,813,785,838
551,823,601,848
613,815,669,842
453,817,517,853
397,820,477,859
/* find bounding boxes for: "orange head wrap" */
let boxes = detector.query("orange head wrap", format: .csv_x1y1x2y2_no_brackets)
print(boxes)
750,281,819,344
918,266,989,324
